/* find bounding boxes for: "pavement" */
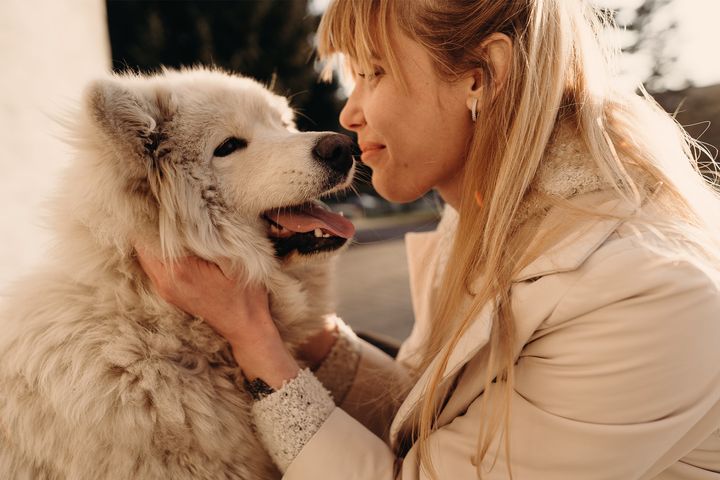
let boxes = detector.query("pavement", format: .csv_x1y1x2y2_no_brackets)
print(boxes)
333,216,439,342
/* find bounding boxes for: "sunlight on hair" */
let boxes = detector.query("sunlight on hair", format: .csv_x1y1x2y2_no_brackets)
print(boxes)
317,1,720,479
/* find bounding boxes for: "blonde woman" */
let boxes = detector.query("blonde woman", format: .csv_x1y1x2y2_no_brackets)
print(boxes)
138,0,720,478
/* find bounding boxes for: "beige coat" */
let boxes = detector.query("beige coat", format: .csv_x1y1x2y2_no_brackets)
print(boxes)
284,189,720,479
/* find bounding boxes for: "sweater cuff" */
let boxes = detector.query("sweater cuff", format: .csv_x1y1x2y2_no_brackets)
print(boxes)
313,315,362,405
250,368,335,473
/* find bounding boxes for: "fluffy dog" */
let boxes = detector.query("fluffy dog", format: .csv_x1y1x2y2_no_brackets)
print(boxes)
0,68,356,479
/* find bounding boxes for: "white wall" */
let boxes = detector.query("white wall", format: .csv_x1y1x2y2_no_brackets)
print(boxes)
0,0,110,290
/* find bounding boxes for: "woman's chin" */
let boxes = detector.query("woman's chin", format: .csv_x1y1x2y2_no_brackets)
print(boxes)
372,178,427,204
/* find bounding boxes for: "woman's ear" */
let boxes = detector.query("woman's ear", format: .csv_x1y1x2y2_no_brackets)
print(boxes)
483,33,513,95
465,32,514,107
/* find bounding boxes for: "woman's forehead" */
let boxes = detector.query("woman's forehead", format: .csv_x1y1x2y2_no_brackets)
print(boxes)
346,54,384,69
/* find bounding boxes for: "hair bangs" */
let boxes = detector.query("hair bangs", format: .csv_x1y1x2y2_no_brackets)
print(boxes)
316,0,405,90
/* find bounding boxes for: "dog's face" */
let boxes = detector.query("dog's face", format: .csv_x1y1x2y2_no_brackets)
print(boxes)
79,68,355,282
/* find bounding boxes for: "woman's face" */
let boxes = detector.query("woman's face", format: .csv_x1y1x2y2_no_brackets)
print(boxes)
339,29,474,205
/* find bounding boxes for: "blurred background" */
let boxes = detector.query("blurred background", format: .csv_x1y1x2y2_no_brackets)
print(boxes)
1,0,718,341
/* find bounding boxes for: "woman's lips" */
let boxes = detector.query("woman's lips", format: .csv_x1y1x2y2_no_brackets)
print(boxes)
359,143,386,163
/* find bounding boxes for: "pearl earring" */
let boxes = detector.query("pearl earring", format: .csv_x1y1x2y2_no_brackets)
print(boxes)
470,97,478,122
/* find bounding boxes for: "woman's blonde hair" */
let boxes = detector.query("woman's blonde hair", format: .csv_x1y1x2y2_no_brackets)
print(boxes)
317,1,720,478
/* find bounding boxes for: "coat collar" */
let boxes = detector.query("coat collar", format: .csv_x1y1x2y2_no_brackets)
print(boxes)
511,192,635,282
390,127,642,446
391,194,632,445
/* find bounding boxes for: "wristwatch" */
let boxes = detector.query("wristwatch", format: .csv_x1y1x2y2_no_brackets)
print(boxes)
243,376,275,401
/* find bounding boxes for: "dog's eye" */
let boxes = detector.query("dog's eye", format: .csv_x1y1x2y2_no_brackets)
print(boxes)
213,137,248,157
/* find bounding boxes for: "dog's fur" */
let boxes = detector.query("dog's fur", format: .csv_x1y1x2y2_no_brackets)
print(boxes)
0,68,355,479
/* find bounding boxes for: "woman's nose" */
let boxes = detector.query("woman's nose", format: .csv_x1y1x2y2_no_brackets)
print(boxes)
339,91,365,132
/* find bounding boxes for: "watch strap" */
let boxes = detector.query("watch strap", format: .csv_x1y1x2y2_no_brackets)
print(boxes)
243,376,276,400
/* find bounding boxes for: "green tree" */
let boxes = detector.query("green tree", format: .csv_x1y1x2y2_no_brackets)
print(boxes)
105,1,440,202
602,0,682,91
106,0,343,133
627,0,682,90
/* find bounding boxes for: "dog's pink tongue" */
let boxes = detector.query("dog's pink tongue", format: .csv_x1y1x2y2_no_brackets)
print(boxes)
270,204,355,238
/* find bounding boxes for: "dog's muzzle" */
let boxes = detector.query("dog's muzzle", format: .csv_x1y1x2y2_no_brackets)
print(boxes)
263,134,356,258
263,200,355,257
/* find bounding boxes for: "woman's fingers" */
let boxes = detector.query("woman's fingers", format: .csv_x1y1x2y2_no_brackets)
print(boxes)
132,244,269,323
135,246,187,302
131,244,293,380
136,247,207,293
135,245,165,287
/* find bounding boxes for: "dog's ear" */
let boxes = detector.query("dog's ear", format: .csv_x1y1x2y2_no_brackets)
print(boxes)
84,78,177,159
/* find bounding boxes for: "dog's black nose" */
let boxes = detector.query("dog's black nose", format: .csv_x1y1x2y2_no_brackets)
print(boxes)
312,134,354,174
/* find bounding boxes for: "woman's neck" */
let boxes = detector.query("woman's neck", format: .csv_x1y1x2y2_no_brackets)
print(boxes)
435,170,464,212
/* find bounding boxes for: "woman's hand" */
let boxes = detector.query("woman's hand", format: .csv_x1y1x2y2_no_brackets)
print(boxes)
135,247,299,388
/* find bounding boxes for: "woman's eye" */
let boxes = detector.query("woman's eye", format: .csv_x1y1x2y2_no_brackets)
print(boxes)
213,137,248,157
358,68,384,81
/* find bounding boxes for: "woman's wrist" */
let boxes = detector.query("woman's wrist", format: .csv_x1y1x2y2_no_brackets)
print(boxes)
233,340,300,390
224,311,300,389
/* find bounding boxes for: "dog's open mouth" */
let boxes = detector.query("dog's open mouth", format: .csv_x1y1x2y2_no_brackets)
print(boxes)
262,200,355,257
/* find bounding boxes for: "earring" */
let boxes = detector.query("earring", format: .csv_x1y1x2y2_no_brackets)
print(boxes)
470,97,478,122
474,190,483,207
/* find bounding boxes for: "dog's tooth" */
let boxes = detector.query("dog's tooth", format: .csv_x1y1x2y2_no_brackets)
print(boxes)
314,228,323,238
323,233,330,238
339,211,344,217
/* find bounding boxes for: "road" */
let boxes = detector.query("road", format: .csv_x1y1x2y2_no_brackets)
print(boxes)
334,238,416,343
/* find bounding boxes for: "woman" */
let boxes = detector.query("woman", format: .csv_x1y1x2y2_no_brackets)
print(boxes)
138,0,720,478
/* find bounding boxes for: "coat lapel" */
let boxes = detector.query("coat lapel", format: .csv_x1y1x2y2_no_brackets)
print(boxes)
390,192,637,447
389,300,495,446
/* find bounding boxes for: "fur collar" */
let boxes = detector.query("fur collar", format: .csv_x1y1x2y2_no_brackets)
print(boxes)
536,124,608,198
514,123,611,225
438,123,612,233
430,124,612,287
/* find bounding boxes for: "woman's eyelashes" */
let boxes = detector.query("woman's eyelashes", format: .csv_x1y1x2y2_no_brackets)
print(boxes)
357,67,385,82
213,137,249,157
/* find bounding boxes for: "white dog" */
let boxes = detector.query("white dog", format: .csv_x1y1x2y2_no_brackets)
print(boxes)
0,67,356,479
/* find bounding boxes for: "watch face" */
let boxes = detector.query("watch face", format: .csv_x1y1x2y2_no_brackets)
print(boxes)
244,376,276,400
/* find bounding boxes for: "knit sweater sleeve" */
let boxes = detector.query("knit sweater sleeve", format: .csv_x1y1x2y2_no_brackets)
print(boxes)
249,317,363,472
250,317,412,473
250,368,336,472
312,315,363,404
